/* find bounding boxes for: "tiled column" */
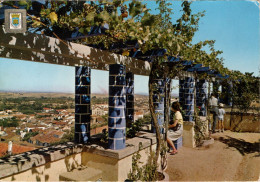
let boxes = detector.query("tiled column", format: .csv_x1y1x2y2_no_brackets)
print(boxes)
108,64,126,150
75,66,91,144
196,79,207,116
152,78,165,133
183,77,195,121
179,79,185,108
126,72,134,127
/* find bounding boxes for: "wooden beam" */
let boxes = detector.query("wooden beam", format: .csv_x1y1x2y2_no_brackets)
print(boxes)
0,25,151,76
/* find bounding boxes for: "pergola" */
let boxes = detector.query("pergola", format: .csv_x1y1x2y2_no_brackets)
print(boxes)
0,25,231,150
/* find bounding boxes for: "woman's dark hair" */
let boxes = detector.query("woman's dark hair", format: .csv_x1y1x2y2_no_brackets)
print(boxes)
171,101,181,111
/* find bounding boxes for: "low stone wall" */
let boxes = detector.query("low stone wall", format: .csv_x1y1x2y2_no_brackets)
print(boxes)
0,132,158,181
224,112,260,132
208,112,260,132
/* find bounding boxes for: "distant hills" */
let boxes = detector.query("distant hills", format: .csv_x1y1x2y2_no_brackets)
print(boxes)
0,91,179,98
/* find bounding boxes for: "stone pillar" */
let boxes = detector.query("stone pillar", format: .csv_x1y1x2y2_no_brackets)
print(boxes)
183,77,195,121
75,66,91,144
126,72,134,127
152,78,165,133
196,79,207,116
108,64,126,150
179,79,185,108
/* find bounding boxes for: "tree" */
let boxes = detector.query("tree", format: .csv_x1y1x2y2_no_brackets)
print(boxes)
22,132,39,142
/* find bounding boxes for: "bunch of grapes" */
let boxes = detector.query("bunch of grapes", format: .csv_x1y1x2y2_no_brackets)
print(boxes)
96,6,103,14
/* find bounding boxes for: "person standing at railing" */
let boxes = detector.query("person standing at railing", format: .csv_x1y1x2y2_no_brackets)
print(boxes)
218,103,226,132
209,93,219,133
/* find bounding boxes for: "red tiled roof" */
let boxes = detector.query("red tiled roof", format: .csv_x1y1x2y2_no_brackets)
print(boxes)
0,143,36,157
53,121,67,126
31,133,60,144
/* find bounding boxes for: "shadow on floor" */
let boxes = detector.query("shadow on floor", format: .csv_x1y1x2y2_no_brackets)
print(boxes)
218,136,260,156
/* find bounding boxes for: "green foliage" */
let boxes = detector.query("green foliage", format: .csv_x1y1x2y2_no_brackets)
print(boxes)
230,72,259,113
0,96,74,114
194,114,207,147
22,132,39,141
127,143,158,181
100,129,108,143
16,129,21,135
0,117,19,127
126,119,143,138
91,97,108,105
60,127,75,143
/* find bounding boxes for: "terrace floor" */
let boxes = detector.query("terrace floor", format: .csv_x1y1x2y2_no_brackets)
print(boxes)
166,130,260,181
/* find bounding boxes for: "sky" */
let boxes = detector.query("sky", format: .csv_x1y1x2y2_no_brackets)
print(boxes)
0,1,259,94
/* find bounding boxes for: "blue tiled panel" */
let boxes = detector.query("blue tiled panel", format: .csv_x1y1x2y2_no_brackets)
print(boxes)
75,114,91,124
109,96,126,106
75,66,91,144
109,64,126,75
126,72,134,128
75,123,90,133
75,66,91,77
81,77,91,85
127,95,134,101
109,86,126,96
80,114,91,123
109,64,126,150
74,132,89,144
196,80,207,116
75,105,90,114
75,86,90,95
109,76,126,85
108,138,125,150
126,102,134,108
81,95,91,104
108,128,126,138
108,117,126,128
152,78,165,133
183,77,195,121
109,107,125,117
75,76,90,86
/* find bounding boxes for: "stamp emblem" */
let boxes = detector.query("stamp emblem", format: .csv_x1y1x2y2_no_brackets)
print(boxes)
5,9,26,33
10,13,22,29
